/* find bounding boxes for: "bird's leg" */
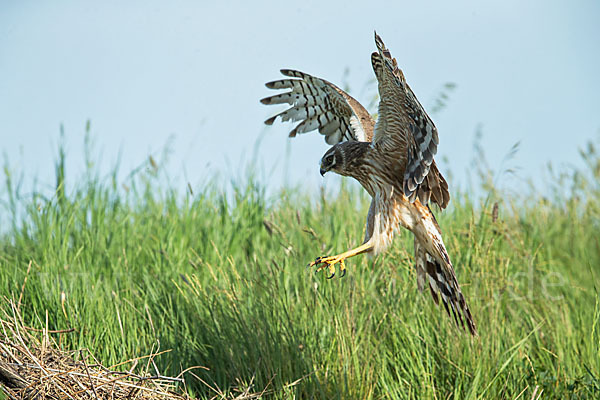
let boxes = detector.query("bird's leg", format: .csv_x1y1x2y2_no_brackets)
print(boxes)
309,241,374,279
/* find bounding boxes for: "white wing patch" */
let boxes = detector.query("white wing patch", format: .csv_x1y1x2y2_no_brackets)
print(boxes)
350,115,367,142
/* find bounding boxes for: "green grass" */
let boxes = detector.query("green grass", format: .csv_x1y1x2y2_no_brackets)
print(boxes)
1,138,599,399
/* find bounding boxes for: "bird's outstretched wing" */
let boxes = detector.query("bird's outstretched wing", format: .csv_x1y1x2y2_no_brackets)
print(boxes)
261,69,374,144
371,33,449,208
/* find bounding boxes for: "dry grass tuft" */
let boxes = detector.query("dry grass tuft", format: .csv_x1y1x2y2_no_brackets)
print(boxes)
0,301,190,400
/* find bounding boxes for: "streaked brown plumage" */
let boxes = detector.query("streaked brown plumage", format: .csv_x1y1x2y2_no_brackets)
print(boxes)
261,32,476,335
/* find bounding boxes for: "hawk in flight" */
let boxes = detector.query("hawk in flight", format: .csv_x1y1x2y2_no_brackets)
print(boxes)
261,33,476,335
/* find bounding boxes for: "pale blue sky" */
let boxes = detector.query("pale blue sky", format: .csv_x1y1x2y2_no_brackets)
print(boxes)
1,0,599,197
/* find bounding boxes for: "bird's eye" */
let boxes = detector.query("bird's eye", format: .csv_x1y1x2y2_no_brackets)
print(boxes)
326,155,335,164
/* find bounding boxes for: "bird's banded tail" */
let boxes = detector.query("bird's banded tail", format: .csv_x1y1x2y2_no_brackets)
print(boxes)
414,237,477,335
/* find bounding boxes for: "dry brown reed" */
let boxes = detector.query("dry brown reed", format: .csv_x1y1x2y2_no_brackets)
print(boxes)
0,301,190,400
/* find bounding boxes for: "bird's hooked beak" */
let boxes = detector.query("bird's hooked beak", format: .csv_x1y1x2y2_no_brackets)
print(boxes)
319,158,329,176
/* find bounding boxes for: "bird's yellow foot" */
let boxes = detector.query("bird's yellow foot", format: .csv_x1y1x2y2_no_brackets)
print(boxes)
308,255,347,279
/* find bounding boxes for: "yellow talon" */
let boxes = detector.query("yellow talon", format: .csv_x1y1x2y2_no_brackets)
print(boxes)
309,255,347,279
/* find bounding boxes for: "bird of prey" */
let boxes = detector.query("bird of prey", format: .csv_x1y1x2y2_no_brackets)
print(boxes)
261,33,476,335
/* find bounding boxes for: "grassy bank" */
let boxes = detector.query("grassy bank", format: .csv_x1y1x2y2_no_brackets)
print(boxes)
1,139,599,399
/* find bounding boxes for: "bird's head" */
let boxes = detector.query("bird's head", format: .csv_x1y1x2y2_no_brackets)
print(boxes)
319,141,368,178
319,145,344,176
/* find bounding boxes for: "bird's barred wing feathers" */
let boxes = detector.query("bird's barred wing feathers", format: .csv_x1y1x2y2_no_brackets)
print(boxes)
372,33,445,207
261,69,374,144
